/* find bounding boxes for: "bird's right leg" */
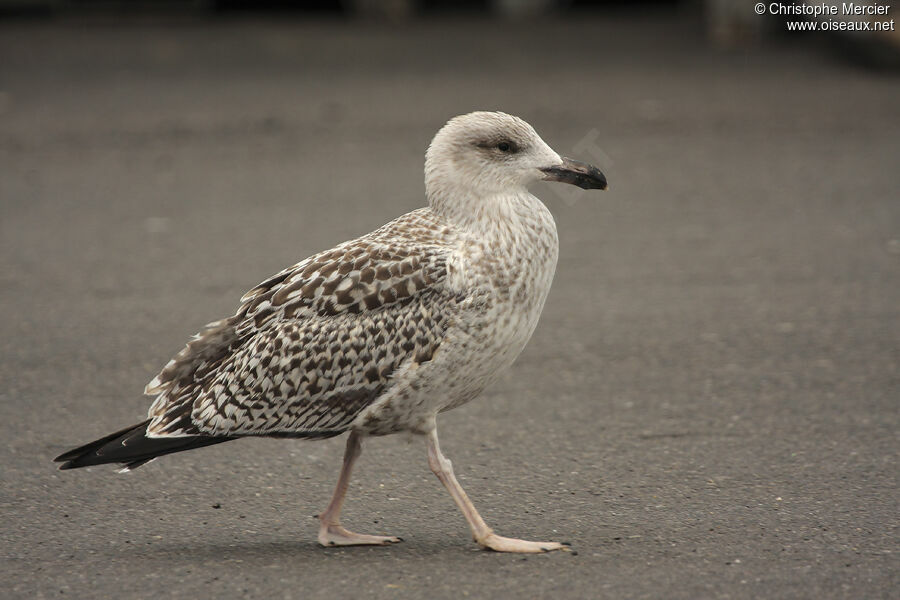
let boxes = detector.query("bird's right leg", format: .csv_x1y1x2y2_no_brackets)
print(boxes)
317,430,402,547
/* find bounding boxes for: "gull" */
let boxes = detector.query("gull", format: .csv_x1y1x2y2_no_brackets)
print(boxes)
55,111,607,553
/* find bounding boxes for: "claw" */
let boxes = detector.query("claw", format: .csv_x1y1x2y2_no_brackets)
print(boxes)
318,523,403,547
476,533,568,553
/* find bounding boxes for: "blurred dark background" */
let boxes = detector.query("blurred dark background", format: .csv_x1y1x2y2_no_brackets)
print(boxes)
2,0,899,67
1,1,898,600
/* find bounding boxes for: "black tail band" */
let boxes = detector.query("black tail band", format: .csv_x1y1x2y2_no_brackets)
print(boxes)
54,420,233,471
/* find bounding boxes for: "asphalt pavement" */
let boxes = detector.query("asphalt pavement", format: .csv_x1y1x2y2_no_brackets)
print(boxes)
1,13,898,600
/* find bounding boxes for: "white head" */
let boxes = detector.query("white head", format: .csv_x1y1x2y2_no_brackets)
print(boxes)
424,111,606,218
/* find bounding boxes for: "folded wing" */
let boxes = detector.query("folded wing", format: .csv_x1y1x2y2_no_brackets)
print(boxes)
144,209,457,438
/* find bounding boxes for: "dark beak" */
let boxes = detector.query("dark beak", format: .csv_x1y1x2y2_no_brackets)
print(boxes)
540,157,607,190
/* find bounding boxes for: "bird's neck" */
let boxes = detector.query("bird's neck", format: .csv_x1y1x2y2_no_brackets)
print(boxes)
427,184,540,233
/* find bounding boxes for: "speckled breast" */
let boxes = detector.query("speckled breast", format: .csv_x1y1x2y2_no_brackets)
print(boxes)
354,194,559,434
441,197,560,406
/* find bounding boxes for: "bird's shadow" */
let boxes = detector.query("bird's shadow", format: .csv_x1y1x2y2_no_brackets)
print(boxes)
115,536,478,566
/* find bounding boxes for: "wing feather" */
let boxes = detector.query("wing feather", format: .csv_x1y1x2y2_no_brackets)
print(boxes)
144,209,458,438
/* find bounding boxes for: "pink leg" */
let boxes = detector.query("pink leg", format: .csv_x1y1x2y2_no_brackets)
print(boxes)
317,431,402,547
425,427,567,553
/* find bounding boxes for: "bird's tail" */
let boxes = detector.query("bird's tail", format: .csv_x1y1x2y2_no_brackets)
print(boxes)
54,420,233,471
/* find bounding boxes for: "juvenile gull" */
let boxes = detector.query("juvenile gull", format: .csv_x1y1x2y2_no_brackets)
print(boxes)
55,111,607,553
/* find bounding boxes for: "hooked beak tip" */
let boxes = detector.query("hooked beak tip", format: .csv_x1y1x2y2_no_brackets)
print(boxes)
540,157,607,191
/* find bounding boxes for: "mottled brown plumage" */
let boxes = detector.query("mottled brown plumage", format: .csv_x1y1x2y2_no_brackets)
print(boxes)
55,111,607,553
145,208,457,438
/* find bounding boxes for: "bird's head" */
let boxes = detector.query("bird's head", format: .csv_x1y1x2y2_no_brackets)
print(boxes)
424,111,607,203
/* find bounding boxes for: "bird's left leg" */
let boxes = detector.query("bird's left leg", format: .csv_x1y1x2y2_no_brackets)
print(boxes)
425,426,567,553
317,430,402,547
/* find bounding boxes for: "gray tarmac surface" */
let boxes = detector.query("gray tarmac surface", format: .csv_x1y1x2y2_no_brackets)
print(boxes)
1,13,898,600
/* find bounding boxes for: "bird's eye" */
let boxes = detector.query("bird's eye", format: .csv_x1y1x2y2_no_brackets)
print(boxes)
497,142,511,152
